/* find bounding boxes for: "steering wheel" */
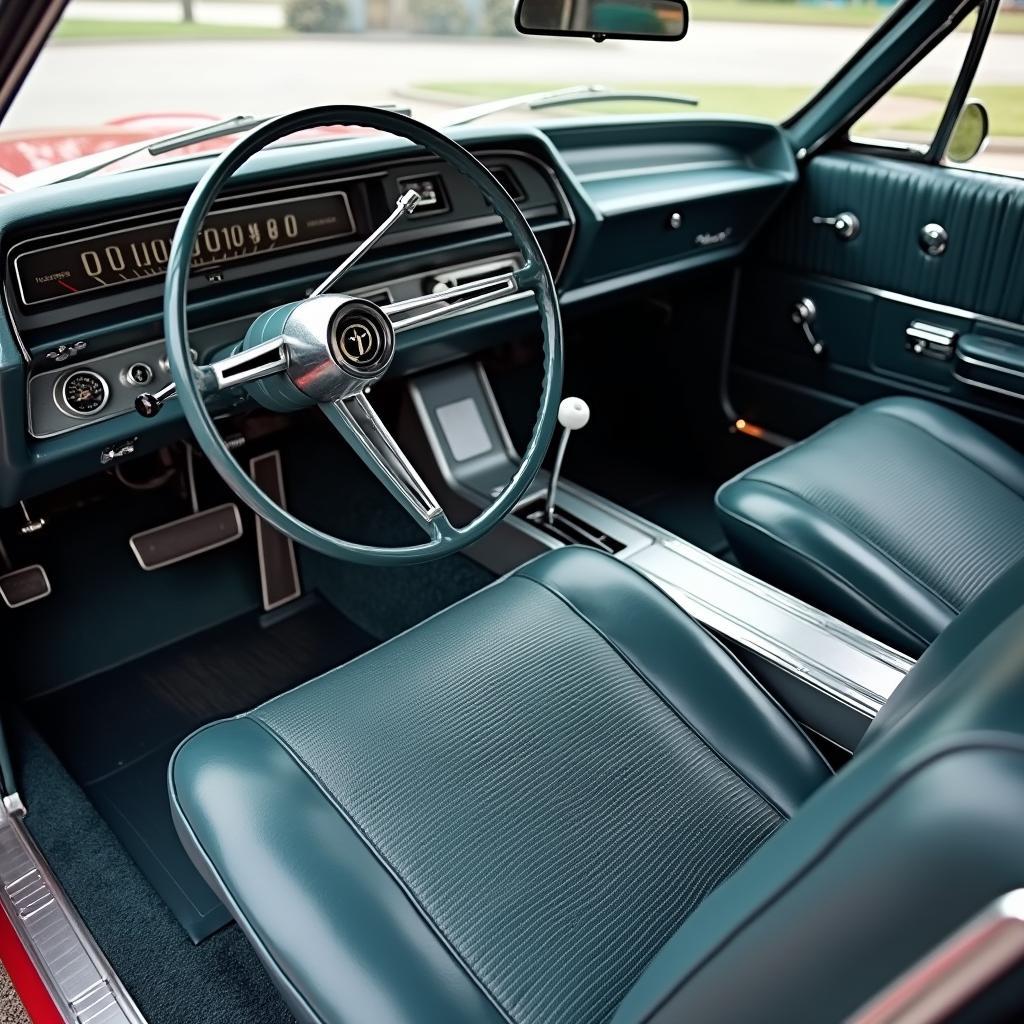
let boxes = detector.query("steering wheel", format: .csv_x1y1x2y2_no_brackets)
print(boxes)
161,105,563,565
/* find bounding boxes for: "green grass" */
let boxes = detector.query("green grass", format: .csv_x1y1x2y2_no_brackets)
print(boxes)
54,19,292,41
690,1,1024,33
690,1,889,29
417,80,1024,136
420,80,812,121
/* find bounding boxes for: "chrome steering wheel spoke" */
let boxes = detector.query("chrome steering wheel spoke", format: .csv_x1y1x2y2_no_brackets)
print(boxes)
383,264,535,333
321,392,449,537
136,335,290,417
203,335,291,393
162,104,561,565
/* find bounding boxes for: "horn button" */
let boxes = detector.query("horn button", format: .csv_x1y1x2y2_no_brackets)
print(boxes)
330,304,393,376
280,296,396,403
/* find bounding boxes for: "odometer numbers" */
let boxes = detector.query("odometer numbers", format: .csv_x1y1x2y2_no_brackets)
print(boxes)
15,190,355,307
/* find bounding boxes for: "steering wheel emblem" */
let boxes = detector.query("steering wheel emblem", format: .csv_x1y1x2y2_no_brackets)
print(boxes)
325,303,394,379
339,320,379,364
337,319,382,368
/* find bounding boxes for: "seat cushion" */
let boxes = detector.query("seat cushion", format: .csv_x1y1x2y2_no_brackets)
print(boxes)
716,397,1024,655
170,547,829,1024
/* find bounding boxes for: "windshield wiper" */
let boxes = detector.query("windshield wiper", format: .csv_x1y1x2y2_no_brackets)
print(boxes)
18,114,267,189
16,105,412,190
440,84,698,128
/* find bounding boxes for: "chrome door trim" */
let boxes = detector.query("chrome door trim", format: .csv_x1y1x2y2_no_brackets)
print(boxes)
848,889,1024,1024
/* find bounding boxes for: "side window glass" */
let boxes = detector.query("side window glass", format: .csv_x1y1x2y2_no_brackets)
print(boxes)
943,9,1024,177
848,9,978,151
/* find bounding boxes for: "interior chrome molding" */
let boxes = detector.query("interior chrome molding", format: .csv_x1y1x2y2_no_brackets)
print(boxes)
0,807,148,1024
630,537,910,718
813,273,1024,336
849,889,1024,1024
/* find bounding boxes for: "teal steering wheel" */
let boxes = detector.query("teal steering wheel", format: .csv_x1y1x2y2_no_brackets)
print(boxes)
163,105,563,565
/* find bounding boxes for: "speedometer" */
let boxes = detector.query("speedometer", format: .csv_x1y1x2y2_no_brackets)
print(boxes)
14,189,357,307
59,370,109,416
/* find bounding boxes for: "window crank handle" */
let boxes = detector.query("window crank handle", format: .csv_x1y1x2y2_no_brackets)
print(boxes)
791,298,826,358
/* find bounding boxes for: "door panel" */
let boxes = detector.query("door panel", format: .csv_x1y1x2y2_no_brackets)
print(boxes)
730,152,1024,445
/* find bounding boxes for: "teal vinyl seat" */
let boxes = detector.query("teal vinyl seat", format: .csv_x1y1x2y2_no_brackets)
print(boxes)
716,397,1024,655
170,546,1024,1024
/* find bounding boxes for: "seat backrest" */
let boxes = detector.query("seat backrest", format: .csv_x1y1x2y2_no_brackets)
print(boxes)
614,556,1024,1024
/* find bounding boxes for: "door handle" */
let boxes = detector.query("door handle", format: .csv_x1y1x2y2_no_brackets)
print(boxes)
812,211,860,241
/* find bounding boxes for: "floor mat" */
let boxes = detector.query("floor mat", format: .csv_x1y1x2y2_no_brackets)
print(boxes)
27,597,373,941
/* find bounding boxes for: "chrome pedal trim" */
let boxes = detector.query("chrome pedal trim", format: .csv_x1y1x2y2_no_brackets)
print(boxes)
0,809,147,1024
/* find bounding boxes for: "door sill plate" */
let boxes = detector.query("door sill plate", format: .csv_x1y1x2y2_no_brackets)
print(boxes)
0,807,146,1024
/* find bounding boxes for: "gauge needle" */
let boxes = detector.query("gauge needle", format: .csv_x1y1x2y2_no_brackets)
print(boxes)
56,280,78,293
310,189,420,298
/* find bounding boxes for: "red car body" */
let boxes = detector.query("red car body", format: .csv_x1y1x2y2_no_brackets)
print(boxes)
0,113,373,192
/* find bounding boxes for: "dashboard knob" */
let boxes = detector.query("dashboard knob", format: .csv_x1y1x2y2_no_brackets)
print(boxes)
123,362,154,387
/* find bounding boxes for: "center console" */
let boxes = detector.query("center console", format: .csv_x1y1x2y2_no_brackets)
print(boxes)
409,363,914,751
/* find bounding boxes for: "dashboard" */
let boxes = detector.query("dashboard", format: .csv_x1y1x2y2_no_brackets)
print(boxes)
0,117,797,504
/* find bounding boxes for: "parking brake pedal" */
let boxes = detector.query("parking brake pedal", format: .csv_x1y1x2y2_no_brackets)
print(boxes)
249,450,302,611
129,444,243,570
0,565,51,609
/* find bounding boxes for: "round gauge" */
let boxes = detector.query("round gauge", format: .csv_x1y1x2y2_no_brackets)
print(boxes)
60,370,109,417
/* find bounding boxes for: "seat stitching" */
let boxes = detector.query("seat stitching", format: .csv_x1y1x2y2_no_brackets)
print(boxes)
716,500,933,651
735,477,959,615
872,404,1024,501
637,734,1024,1024
245,715,517,1024
517,573,802,819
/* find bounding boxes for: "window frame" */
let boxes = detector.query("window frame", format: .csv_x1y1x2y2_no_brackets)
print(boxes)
834,0,1000,168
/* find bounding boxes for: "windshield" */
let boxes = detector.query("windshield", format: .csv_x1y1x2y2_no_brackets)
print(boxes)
1,0,902,181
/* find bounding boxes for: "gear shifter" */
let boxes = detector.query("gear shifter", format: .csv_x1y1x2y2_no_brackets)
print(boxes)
545,396,590,524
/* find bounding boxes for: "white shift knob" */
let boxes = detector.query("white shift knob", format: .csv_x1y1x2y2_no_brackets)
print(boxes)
558,396,590,431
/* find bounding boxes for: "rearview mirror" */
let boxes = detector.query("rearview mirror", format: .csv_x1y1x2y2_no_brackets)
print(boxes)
946,99,989,164
515,0,688,42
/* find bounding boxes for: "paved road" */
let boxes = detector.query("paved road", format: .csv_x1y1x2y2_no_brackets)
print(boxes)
70,0,286,26
10,22,1021,131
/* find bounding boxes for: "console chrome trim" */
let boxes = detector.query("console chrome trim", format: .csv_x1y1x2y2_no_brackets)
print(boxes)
0,808,147,1024
630,537,910,717
407,364,913,723
849,889,1024,1024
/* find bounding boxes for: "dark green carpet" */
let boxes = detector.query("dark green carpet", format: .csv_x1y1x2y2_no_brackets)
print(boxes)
14,721,296,1024
26,599,373,942
281,418,496,640
9,414,498,1022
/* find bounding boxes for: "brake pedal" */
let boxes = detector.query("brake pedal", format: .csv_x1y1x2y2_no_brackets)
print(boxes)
0,565,51,608
129,504,243,570
249,450,302,611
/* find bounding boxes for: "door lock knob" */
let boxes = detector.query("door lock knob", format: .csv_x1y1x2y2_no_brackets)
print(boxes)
812,211,860,241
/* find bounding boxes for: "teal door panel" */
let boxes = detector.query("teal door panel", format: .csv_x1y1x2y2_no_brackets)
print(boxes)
730,152,1024,445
